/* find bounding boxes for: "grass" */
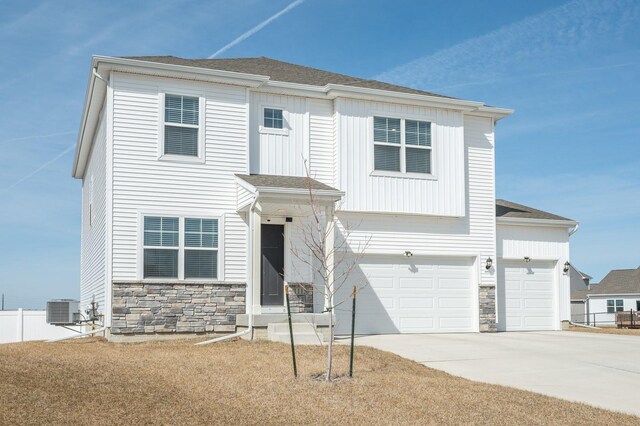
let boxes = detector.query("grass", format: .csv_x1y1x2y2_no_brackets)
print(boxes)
1,338,638,425
568,325,640,336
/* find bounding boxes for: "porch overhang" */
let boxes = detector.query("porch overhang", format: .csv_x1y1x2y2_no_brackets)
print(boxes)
236,174,344,212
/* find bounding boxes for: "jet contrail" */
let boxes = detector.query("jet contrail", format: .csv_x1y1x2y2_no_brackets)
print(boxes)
0,131,75,145
3,144,76,191
208,0,305,59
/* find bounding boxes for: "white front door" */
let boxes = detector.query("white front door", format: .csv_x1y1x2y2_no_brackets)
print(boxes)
498,260,557,331
335,256,475,335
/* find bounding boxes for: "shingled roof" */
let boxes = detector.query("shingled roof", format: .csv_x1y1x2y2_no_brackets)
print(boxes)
588,268,640,295
122,56,455,99
236,174,340,192
496,199,572,221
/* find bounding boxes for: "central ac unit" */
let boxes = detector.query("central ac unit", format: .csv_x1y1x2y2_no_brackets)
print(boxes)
46,300,80,325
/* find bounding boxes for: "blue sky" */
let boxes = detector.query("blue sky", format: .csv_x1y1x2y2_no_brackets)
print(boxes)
0,0,638,308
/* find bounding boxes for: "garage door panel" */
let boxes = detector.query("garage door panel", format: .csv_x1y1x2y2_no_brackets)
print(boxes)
400,277,434,289
336,256,475,335
498,260,557,331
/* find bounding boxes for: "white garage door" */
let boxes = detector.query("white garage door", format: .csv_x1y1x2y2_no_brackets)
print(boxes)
498,261,557,331
335,256,475,335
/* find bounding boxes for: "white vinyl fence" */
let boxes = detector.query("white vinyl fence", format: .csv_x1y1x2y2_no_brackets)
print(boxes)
0,309,81,344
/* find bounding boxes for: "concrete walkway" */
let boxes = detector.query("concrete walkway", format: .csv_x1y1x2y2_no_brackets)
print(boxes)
352,331,640,417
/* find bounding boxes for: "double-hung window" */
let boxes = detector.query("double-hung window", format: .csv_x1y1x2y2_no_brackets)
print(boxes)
143,217,179,279
142,216,219,280
607,299,624,313
373,116,432,175
163,94,200,157
184,218,218,279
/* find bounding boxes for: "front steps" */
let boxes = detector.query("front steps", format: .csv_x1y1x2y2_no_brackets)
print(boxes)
267,322,324,345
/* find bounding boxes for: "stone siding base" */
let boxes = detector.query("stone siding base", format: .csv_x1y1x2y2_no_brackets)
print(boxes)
111,282,245,334
287,283,314,313
479,285,497,332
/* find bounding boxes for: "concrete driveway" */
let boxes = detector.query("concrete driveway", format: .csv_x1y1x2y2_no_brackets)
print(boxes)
352,331,640,416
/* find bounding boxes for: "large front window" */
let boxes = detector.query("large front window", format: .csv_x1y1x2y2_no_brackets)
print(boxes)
143,216,219,280
373,116,432,174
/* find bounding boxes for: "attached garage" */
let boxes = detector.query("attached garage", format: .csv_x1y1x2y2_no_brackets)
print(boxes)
497,261,557,331
335,256,476,335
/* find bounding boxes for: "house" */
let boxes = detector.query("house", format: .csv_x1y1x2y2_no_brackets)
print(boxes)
584,267,640,326
72,55,578,340
569,264,593,323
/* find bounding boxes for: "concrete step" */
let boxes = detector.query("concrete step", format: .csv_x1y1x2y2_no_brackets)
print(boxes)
267,322,324,345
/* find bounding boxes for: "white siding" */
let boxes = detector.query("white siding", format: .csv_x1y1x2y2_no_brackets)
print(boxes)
308,99,334,186
80,110,107,314
587,296,640,325
497,223,571,322
338,114,496,288
285,216,312,283
249,92,307,176
110,73,248,282
335,98,465,216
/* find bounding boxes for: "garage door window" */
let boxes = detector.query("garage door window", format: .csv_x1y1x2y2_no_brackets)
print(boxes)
607,299,624,313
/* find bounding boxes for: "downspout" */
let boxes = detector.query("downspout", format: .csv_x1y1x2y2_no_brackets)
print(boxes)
47,327,107,343
569,223,579,236
196,195,258,345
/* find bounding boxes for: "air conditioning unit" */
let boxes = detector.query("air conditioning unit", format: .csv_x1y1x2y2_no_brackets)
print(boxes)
46,300,80,325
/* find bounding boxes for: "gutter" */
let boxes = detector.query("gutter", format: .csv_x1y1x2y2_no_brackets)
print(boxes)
196,196,258,345
496,217,579,228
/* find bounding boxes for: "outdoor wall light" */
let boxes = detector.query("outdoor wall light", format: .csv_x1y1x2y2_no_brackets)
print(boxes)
563,261,570,273
524,256,531,262
485,257,493,270
404,251,413,257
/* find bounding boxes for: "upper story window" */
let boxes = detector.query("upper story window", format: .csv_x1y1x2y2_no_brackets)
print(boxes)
263,108,284,129
373,116,432,175
163,94,200,157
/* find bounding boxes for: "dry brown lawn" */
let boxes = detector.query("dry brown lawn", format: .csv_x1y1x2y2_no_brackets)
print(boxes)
568,325,640,336
0,338,637,425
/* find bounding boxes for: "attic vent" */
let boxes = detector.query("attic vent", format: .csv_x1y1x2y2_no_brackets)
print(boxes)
46,300,80,325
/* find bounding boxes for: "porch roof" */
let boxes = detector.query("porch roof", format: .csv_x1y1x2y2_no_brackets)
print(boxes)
236,174,344,197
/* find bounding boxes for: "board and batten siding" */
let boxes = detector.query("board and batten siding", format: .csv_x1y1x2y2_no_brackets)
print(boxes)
338,114,497,287
497,223,571,322
335,98,466,216
110,73,248,282
80,110,107,314
249,92,308,177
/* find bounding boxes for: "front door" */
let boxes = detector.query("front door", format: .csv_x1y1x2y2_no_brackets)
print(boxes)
261,224,285,306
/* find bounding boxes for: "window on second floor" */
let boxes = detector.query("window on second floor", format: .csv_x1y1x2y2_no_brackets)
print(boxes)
607,299,624,313
263,108,284,129
373,116,432,175
163,94,200,157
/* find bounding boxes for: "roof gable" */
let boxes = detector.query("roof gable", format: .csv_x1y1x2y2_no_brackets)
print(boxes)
496,199,572,221
589,268,640,295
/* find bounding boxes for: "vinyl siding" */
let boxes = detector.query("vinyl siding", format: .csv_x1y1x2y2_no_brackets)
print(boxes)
110,73,248,282
335,98,466,216
338,114,496,287
249,92,307,176
308,99,334,186
497,223,571,322
80,109,107,314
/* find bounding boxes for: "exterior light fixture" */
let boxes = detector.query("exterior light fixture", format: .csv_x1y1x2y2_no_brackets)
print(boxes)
524,256,531,263
404,251,413,257
485,257,493,270
563,261,570,273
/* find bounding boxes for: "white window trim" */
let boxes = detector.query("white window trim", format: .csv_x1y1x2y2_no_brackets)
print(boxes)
137,210,225,282
259,104,289,136
369,113,436,180
607,299,624,313
158,91,206,164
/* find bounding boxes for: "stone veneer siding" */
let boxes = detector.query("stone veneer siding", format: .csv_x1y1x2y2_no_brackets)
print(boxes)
287,283,314,313
479,285,497,332
111,282,245,334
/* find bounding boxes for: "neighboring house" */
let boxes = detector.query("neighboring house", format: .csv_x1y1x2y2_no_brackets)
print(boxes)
569,264,593,323
72,55,578,340
585,267,640,326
